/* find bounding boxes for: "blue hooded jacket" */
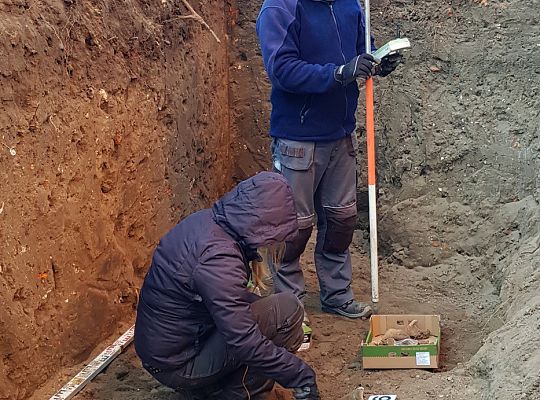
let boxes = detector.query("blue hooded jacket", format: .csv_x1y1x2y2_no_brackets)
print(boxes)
256,0,375,142
134,172,315,389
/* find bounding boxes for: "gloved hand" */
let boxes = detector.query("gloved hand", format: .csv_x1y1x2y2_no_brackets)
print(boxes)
334,53,376,85
293,383,320,400
375,52,403,77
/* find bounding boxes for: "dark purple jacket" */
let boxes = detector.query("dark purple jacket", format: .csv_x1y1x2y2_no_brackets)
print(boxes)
134,172,315,388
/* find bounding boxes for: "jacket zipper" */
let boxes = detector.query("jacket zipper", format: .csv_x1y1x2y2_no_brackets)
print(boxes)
300,96,311,124
328,3,348,132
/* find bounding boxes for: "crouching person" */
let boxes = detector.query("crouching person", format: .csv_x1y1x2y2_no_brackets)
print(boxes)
134,172,320,400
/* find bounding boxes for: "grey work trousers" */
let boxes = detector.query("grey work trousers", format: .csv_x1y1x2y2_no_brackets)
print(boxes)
146,293,304,400
271,135,358,307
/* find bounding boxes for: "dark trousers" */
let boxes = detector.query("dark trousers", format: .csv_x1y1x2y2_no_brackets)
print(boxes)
271,136,358,307
147,293,304,400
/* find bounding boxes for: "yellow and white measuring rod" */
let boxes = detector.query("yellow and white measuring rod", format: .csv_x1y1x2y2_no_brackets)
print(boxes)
49,325,134,400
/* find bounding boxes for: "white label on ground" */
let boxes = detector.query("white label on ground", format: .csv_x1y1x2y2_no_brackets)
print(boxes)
368,396,397,400
415,351,431,366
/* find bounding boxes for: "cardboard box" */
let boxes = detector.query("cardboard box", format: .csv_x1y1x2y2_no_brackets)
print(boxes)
361,314,441,369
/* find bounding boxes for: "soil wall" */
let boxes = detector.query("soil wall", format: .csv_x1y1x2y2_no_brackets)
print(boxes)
0,1,231,399
368,0,540,397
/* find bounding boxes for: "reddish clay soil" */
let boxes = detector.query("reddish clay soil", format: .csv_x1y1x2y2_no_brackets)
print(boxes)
1,1,231,399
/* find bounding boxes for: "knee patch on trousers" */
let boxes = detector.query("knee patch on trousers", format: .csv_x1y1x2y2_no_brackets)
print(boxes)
322,206,357,254
283,226,313,263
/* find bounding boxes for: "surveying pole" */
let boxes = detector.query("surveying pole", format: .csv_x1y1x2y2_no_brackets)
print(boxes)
363,0,379,307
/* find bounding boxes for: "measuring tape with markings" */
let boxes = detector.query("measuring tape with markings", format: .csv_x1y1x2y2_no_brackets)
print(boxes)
49,325,134,400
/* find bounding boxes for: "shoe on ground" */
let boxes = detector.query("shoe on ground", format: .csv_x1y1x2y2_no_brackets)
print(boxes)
321,299,373,319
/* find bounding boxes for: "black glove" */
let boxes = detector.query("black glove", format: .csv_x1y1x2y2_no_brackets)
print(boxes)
293,383,320,400
334,53,376,85
375,52,403,77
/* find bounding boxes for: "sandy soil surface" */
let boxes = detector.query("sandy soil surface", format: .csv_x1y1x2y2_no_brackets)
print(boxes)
66,234,490,400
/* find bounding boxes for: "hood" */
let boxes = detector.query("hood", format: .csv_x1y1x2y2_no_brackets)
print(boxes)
212,172,299,249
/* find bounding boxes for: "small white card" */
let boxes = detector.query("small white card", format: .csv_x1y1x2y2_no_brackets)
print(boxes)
368,396,397,400
415,351,431,366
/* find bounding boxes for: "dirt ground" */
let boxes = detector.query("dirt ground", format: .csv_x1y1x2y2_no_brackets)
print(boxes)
62,236,491,400
2,0,539,399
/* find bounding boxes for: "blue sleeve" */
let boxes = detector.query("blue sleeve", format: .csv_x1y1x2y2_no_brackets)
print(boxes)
256,6,341,94
193,249,315,388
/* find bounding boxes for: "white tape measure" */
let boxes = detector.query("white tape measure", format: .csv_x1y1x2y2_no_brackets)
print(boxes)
49,325,134,400
368,396,397,400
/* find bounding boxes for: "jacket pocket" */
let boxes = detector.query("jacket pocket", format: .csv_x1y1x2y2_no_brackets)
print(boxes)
274,138,315,171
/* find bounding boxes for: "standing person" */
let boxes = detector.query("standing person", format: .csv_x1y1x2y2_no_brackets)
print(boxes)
134,172,320,400
256,0,401,319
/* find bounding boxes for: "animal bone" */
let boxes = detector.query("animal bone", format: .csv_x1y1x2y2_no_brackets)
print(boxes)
372,320,431,345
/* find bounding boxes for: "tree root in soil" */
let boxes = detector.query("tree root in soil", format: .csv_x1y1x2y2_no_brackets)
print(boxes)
162,0,221,43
